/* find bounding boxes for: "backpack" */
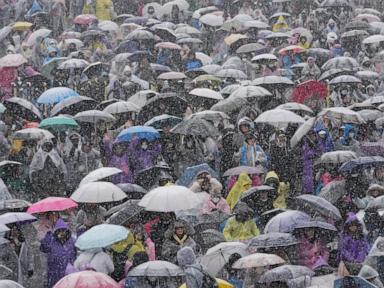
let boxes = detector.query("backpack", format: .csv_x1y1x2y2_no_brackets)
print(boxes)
188,264,218,288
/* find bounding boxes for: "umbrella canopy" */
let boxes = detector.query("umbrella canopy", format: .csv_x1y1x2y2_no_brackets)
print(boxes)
278,45,306,55
189,110,229,124
79,167,122,186
13,128,54,140
223,166,264,177
216,69,247,79
0,54,27,68
57,59,89,70
333,276,377,288
236,43,267,54
103,101,140,115
255,109,305,128
259,265,315,284
329,75,361,85
53,271,119,288
295,194,342,220
233,253,285,269
292,220,337,233
356,70,379,81
361,141,384,156
138,185,201,212
98,20,119,32
128,260,184,277
157,71,187,80
0,212,36,225
4,97,42,121
74,110,116,124
126,29,155,41
321,57,360,71
252,75,294,87
155,42,182,50
356,14,381,23
264,210,311,233
117,126,160,142
189,88,223,100
37,87,79,104
200,242,248,276
229,86,272,101
339,156,384,173
50,96,97,116
73,14,98,25
144,114,182,129
0,26,12,42
341,29,369,39
70,182,127,203
363,96,384,106
319,150,357,165
116,184,147,199
176,163,220,187
106,200,144,225
0,199,30,213
363,34,384,44
248,232,298,251
26,28,52,46
39,116,79,130
75,224,129,250
27,197,77,214
0,280,24,288
318,107,365,124
200,14,224,27
290,117,316,148
357,109,383,122
171,117,220,138
277,103,313,114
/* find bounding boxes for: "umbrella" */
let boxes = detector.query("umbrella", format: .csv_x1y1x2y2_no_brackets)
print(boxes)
189,88,223,100
201,64,222,75
106,200,144,225
363,96,384,105
0,280,24,288
138,185,201,212
50,96,97,116
194,74,221,84
74,110,115,124
216,69,247,79
176,37,203,44
0,54,27,68
37,87,79,104
290,117,316,148
318,107,365,124
276,103,313,114
361,142,384,156
57,58,89,70
13,128,54,140
329,75,361,85
295,194,341,220
233,253,285,269
157,71,187,80
321,57,360,71
0,224,10,233
98,20,119,32
380,104,384,111
318,68,352,82
200,242,248,276
26,28,51,46
171,117,220,138
126,29,155,41
333,276,377,288
252,75,294,87
53,271,119,288
318,180,346,204
0,26,12,42
292,220,337,233
73,14,97,25
363,34,384,45
244,20,270,29
356,70,379,81
189,111,229,124
0,212,36,225
144,114,182,129
75,224,129,250
117,126,160,142
265,32,289,39
229,86,272,101
264,210,311,233
369,236,384,257
162,0,189,14
143,2,163,19
248,232,298,251
200,14,224,27
355,14,381,23
155,42,182,50
259,265,315,284
39,116,79,131
319,150,357,165
128,260,184,277
224,34,248,46
223,166,264,177
4,98,42,121
116,184,147,200
103,101,140,115
345,20,371,31
0,103,6,114
41,57,68,79
339,156,384,173
198,229,225,248
278,45,306,55
12,21,33,31
79,167,122,186
70,182,127,203
176,163,219,187
236,43,267,54
195,52,213,66
341,29,369,39
0,160,21,170
240,185,276,203
255,109,305,128
357,109,383,122
27,197,77,214
174,26,201,35
0,199,30,213
210,96,249,114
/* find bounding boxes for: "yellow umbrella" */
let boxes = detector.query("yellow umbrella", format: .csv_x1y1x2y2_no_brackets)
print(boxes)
13,22,33,31
180,279,234,288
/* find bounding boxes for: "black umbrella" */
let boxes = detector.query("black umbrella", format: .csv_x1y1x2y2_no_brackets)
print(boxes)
248,232,298,250
106,199,145,225
345,20,371,31
195,229,225,253
50,96,97,116
96,98,119,110
134,164,172,190
295,194,342,221
240,185,277,202
4,98,42,121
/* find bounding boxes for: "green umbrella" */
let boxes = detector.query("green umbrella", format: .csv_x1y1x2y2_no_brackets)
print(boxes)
39,116,79,130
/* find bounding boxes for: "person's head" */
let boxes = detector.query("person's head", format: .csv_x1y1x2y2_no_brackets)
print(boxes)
174,221,186,237
328,19,335,28
82,140,93,153
132,225,145,242
112,142,127,156
307,57,316,67
53,219,70,244
41,139,54,152
140,139,149,151
303,227,315,239
69,132,80,147
374,167,384,180
238,117,251,134
245,133,256,146
46,211,60,224
366,84,375,96
184,135,195,149
276,130,286,144
234,202,252,222
300,35,307,44
367,184,384,198
147,5,155,15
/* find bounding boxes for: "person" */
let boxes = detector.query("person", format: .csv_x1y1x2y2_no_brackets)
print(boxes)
269,130,291,183
199,173,230,215
223,202,260,241
301,130,320,194
226,172,252,210
183,50,203,71
353,184,384,209
74,248,114,274
190,171,222,194
174,135,204,178
161,220,197,264
239,133,266,167
40,219,76,288
75,203,106,234
301,57,321,81
130,138,161,177
124,252,150,288
272,16,289,32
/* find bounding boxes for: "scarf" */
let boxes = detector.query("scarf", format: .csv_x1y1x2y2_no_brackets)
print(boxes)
173,234,187,245
246,144,258,166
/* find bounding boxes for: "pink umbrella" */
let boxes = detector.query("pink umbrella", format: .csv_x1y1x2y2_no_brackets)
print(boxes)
73,14,98,25
0,54,27,68
27,197,77,214
53,271,119,288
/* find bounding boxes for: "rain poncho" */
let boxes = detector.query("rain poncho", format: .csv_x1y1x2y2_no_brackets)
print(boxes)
177,247,204,288
74,248,114,274
272,16,289,32
226,172,252,210
239,141,266,167
265,171,288,209
223,216,260,241
95,0,116,20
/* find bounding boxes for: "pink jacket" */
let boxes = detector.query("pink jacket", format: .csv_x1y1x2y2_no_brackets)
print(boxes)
297,236,330,270
201,197,230,215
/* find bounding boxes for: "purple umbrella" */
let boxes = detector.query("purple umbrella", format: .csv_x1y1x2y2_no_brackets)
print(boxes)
0,212,37,225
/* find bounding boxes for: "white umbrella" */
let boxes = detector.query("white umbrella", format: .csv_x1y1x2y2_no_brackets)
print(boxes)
318,107,365,124
255,109,305,128
216,69,247,79
189,88,223,100
13,128,54,140
199,14,224,27
199,242,248,276
138,185,201,212
320,150,357,164
363,34,384,44
201,64,222,75
71,182,127,203
357,109,383,122
363,96,384,105
229,85,272,100
251,53,278,62
79,167,123,186
232,253,285,269
128,260,184,277
103,101,140,114
162,0,189,15
195,52,212,65
26,28,52,46
98,20,119,32
290,117,316,148
74,110,116,123
57,58,89,70
277,102,314,114
143,2,164,19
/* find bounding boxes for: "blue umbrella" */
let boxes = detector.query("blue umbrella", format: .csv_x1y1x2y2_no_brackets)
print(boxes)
37,87,79,104
75,224,129,250
144,114,182,130
117,126,160,142
176,163,219,187
339,156,384,173
334,276,376,288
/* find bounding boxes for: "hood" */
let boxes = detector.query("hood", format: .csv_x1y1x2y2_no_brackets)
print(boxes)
265,171,279,182
47,46,58,54
177,246,196,267
343,213,364,233
237,117,252,131
367,184,384,196
358,265,379,280
237,172,252,189
53,219,69,232
276,15,286,24
342,124,355,140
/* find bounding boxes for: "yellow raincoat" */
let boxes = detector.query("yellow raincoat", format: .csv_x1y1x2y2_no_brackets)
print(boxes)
226,172,252,210
272,16,289,32
223,216,260,241
111,233,146,261
265,171,289,209
95,0,115,20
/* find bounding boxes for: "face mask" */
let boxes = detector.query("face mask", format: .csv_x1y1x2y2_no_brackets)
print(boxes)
141,143,148,150
211,196,221,204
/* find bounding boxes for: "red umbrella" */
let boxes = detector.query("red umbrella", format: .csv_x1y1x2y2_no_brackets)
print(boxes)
291,80,328,108
53,271,119,288
27,197,77,214
73,14,98,25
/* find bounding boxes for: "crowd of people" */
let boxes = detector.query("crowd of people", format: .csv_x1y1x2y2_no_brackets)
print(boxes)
1,0,384,287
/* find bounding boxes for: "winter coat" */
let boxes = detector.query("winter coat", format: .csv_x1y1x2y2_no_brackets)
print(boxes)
269,140,291,183
200,197,230,215
337,214,369,264
74,249,114,274
226,172,252,210
177,247,204,288
297,236,330,270
223,216,260,241
190,177,223,194
40,219,76,288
